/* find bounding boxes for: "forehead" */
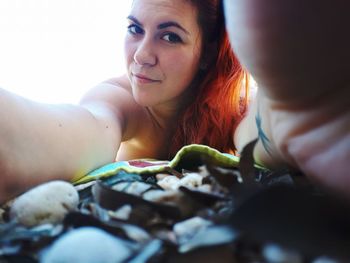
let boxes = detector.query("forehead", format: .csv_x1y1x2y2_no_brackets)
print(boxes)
130,0,199,29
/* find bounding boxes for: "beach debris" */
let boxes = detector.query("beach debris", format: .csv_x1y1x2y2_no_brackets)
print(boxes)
2,142,350,262
41,227,133,263
10,181,79,227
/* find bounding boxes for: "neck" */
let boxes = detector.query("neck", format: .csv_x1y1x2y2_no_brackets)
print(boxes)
146,104,180,131
146,85,195,130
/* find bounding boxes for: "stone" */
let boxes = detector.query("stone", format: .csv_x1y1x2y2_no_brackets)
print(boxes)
41,227,132,263
10,180,79,227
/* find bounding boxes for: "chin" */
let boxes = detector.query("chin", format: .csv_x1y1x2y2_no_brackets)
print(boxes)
132,89,164,108
133,95,157,107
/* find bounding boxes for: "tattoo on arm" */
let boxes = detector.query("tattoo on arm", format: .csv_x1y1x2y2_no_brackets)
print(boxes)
255,107,272,155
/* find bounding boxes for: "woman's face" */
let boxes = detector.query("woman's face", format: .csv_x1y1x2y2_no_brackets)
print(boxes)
124,0,202,108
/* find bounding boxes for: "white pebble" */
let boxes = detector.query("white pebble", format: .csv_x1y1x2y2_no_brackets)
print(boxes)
178,173,203,188
10,181,79,227
143,189,180,204
109,205,132,220
174,217,212,243
156,173,169,180
312,256,338,263
197,165,210,177
41,227,132,263
157,176,180,190
263,243,302,263
112,181,151,196
196,184,212,193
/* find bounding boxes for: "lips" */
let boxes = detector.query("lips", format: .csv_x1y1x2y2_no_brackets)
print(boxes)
132,73,161,83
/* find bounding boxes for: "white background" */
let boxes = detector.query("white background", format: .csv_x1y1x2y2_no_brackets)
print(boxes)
0,0,132,104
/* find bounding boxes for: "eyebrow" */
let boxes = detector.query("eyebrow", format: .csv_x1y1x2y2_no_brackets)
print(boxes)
158,22,189,35
127,15,189,35
127,15,142,26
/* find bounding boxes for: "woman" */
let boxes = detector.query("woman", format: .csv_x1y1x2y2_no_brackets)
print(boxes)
0,0,248,202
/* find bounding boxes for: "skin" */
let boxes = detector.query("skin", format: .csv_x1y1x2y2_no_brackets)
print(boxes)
1,0,349,203
116,0,202,160
0,0,203,202
227,0,350,196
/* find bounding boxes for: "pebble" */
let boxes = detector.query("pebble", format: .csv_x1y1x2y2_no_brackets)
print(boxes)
143,189,180,203
157,176,180,190
263,243,303,263
109,204,132,220
157,173,205,191
178,173,203,188
10,181,79,227
174,217,212,243
112,181,152,196
41,227,132,263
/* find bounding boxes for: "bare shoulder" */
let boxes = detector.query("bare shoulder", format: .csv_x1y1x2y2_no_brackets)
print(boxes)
80,75,132,104
79,75,145,141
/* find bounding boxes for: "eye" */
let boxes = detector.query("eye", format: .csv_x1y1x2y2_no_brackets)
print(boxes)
127,24,144,35
162,33,183,44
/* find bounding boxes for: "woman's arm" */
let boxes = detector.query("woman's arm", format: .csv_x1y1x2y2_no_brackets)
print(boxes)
224,0,349,103
0,79,132,202
228,0,350,196
234,89,290,170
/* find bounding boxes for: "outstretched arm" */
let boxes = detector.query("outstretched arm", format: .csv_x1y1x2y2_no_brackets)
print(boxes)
0,80,130,202
226,0,350,195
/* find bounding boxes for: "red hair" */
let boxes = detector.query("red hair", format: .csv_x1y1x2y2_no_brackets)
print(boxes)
169,0,249,157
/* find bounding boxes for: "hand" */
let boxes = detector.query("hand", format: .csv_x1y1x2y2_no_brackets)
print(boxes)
227,0,350,197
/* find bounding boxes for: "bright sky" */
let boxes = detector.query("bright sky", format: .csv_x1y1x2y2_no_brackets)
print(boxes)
0,0,132,104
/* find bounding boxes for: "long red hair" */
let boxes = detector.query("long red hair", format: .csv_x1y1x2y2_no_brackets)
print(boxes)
169,0,249,157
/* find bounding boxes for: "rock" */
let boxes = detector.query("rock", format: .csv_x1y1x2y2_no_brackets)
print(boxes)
143,189,180,203
178,173,203,188
157,176,180,190
263,243,303,263
109,204,132,220
157,173,206,191
112,181,152,196
174,217,212,244
41,227,132,263
10,181,79,227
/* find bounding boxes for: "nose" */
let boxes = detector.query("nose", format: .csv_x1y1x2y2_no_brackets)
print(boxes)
133,37,157,66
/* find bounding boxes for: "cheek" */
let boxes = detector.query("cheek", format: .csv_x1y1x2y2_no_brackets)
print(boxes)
163,50,200,82
124,39,134,69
